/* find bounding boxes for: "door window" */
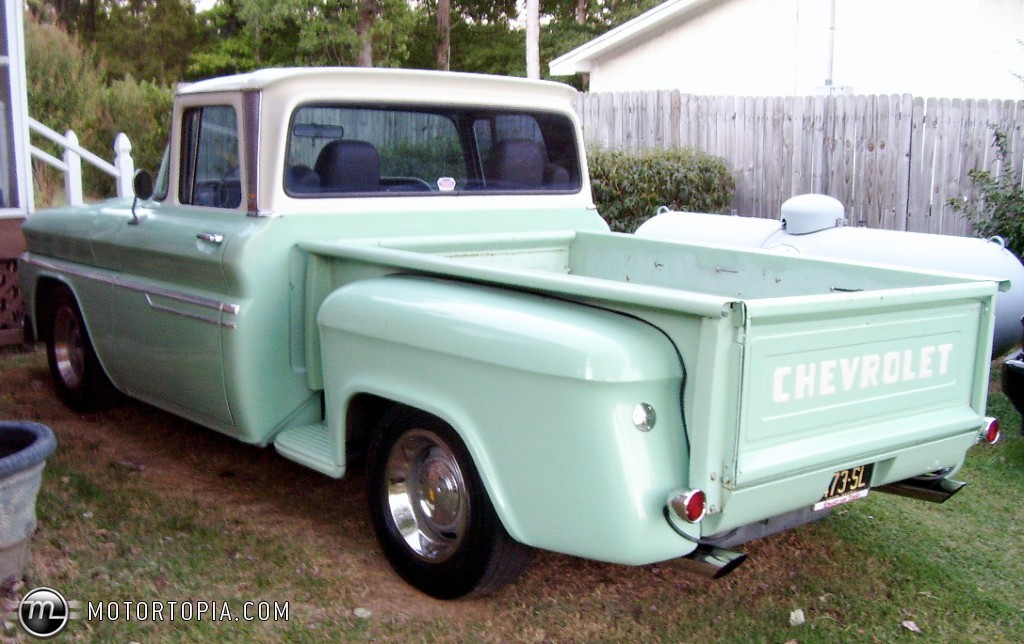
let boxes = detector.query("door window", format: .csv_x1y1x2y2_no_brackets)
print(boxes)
179,106,241,208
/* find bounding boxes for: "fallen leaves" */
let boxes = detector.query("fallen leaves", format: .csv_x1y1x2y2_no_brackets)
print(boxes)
901,619,921,633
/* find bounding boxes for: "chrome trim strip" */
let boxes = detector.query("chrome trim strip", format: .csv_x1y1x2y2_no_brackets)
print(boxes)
22,253,240,327
145,293,236,329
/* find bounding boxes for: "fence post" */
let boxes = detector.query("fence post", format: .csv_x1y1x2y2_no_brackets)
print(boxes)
63,129,83,206
113,133,134,198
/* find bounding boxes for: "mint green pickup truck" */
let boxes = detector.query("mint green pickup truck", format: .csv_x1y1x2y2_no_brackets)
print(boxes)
19,68,1003,599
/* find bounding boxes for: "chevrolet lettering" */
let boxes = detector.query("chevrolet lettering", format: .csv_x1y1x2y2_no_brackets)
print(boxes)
18,68,1004,599
772,343,955,403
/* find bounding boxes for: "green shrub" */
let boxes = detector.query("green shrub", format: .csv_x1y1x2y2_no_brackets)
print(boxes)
25,18,105,203
950,129,1024,258
588,147,735,233
98,77,174,178
25,18,173,201
379,140,464,179
24,19,104,142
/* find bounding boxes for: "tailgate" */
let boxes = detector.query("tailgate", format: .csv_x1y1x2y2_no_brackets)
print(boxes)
730,281,998,488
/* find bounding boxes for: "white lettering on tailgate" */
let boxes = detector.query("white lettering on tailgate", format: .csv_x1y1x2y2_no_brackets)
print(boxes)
772,343,953,403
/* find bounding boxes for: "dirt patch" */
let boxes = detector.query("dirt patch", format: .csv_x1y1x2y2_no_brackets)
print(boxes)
0,349,501,623
0,347,862,640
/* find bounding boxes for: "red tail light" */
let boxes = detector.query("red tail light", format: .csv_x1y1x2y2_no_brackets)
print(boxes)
982,417,1001,444
671,489,707,523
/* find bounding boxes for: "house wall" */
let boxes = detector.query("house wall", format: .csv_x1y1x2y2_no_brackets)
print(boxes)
587,0,1024,99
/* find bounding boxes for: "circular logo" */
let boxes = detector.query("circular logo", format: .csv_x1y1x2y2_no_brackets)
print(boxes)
19,587,70,638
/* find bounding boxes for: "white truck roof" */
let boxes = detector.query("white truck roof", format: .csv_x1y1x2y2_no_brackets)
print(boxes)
178,67,580,112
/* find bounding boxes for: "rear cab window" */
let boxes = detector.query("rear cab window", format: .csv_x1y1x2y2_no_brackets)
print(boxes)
284,104,582,197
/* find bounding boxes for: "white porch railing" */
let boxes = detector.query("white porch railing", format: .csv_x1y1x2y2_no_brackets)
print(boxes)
27,118,134,206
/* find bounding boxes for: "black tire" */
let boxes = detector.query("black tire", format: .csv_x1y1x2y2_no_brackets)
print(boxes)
44,285,118,411
367,408,533,599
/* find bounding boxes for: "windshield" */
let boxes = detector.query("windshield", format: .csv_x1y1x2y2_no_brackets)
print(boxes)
284,104,581,197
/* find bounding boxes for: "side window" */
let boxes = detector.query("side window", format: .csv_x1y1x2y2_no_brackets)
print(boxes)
474,114,579,191
179,106,240,208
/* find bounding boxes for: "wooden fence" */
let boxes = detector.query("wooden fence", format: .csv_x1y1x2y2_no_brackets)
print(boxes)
574,92,1024,236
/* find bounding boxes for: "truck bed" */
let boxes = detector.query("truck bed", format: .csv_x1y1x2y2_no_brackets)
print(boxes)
299,230,1002,535
301,230,1001,309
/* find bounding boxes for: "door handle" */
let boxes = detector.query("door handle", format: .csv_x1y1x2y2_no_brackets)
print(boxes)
197,233,224,244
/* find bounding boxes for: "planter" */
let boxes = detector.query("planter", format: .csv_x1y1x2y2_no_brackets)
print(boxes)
0,422,57,584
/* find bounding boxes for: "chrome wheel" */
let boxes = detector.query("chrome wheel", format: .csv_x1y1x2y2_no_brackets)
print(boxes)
385,428,468,562
44,285,118,411
52,304,86,391
368,408,534,598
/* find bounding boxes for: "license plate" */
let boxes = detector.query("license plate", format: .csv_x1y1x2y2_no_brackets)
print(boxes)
814,463,874,511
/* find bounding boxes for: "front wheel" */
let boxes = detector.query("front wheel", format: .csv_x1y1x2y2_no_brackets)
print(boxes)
367,409,533,599
44,285,117,411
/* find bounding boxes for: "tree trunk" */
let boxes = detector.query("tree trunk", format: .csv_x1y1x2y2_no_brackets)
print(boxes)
575,0,587,25
436,0,451,71
83,0,97,39
356,0,378,67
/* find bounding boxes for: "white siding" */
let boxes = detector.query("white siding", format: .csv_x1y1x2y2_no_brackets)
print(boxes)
590,0,801,94
582,0,1024,99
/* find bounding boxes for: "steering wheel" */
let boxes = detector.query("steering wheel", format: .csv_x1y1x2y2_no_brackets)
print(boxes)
217,167,241,208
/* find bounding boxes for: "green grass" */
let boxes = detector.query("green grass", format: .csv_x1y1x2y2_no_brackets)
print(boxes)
2,348,1023,641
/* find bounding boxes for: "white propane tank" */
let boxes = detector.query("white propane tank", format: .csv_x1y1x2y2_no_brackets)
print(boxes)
635,194,1024,357
781,193,847,234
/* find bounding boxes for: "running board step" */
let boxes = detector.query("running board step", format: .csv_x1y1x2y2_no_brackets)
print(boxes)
274,423,344,478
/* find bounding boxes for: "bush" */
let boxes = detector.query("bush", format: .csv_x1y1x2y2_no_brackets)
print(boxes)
25,19,105,204
379,140,464,179
588,147,735,233
25,18,173,201
98,78,174,178
24,20,104,142
950,129,1024,258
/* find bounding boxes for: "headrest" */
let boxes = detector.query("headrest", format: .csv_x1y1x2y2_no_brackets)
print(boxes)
486,139,546,188
314,140,380,192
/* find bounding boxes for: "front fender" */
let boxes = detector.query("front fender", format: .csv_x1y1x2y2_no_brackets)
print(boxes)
18,254,104,351
318,275,699,564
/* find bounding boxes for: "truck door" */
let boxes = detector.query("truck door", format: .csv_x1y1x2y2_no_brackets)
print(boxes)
107,104,243,429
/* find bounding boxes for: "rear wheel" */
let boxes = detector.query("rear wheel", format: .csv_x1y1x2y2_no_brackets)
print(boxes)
367,408,533,598
44,286,117,411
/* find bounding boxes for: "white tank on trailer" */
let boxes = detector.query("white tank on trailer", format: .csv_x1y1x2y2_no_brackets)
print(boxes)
635,194,1024,357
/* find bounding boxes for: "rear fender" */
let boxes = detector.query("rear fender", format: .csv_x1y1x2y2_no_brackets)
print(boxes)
318,275,700,564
